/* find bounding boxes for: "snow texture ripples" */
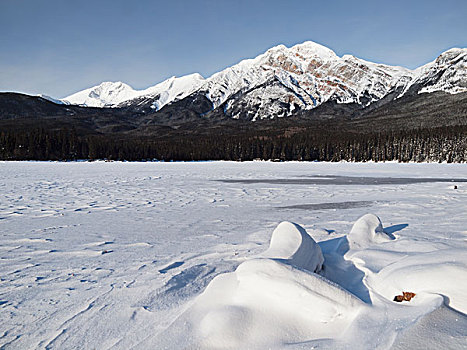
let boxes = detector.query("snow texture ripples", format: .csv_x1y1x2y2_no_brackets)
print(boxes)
0,161,466,349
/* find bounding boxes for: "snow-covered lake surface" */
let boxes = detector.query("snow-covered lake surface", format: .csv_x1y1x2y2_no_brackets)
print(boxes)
1,161,466,349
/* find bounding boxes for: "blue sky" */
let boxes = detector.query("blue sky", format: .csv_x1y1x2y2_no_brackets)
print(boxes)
1,0,466,98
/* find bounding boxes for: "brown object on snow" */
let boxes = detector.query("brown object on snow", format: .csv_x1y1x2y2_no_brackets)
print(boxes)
393,291,416,302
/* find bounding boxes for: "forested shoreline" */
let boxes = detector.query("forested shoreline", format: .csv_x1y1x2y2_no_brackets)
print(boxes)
1,125,466,162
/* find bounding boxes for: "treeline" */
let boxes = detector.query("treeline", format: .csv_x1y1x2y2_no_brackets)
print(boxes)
1,125,466,162
0,128,84,160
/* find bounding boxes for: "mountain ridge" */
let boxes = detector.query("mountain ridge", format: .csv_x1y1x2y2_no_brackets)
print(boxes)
1,41,466,162
59,41,467,122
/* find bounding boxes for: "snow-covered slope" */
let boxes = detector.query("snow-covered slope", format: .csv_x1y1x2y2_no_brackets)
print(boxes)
63,81,136,107
63,73,205,109
407,48,467,95
117,73,205,111
37,94,70,105
61,42,467,120
200,41,415,120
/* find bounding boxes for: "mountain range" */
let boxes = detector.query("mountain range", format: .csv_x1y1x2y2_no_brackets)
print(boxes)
57,41,467,122
1,40,466,155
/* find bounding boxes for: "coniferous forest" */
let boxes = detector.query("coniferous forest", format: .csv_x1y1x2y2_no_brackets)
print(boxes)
1,91,466,162
1,125,466,162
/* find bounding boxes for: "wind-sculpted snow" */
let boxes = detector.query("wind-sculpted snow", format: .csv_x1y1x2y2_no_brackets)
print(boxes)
157,211,467,349
182,221,361,349
192,259,363,349
367,249,467,314
347,213,394,249
262,221,324,272
1,162,466,349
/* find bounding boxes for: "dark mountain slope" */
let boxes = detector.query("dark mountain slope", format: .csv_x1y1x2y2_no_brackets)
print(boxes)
0,93,141,135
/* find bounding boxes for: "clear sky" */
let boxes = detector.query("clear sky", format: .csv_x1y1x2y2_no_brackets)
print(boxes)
1,0,466,98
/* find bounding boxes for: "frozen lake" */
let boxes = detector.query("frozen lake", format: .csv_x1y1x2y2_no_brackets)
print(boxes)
1,161,466,349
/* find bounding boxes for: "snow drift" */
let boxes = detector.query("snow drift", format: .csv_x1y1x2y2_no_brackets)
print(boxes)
347,213,394,249
167,213,467,349
262,221,324,272
183,221,363,349
367,249,467,314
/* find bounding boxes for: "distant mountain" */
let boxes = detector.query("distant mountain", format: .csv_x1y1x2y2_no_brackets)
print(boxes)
1,54,466,162
63,81,136,107
1,40,466,162
63,73,205,110
60,41,467,122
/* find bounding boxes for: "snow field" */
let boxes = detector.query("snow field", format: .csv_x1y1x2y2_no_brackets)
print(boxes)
0,161,466,349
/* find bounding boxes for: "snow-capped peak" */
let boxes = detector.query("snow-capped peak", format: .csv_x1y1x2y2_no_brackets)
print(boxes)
62,73,205,109
202,40,416,120
140,73,204,97
123,73,205,111
59,41,466,120
265,41,337,60
63,81,136,107
290,40,338,60
409,47,467,95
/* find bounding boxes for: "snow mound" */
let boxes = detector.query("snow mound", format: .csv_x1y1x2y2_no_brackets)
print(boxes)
193,259,363,349
347,214,394,249
184,221,362,349
263,221,324,272
368,249,467,314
